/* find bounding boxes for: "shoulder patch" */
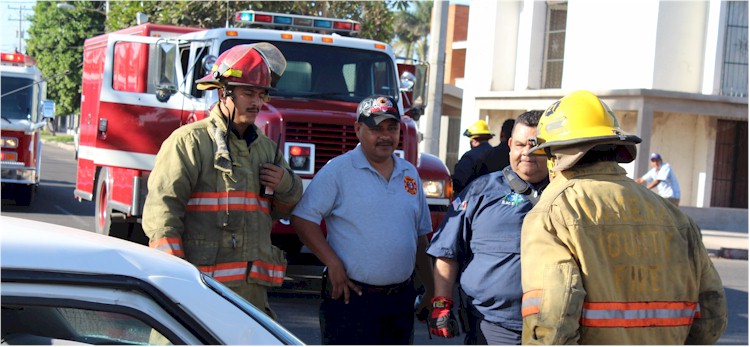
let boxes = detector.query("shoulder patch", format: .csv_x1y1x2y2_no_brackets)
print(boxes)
452,197,468,211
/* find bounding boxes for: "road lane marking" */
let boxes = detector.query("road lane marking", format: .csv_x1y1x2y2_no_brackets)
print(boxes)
53,205,92,230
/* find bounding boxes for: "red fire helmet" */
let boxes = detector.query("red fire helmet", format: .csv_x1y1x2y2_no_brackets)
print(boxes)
196,42,286,91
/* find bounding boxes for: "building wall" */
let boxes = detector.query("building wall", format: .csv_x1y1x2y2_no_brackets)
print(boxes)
445,4,469,85
653,1,709,92
449,0,748,210
563,1,660,90
648,112,706,207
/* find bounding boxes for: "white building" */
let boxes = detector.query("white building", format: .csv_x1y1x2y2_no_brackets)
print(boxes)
441,0,747,211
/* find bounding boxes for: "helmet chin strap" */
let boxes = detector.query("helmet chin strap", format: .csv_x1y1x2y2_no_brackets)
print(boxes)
222,87,235,162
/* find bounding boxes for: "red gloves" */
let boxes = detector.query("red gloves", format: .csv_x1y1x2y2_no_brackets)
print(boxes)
428,296,460,338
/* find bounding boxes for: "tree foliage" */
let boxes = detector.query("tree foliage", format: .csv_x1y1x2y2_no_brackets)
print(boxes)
392,1,432,62
25,1,430,119
106,1,397,42
26,1,105,118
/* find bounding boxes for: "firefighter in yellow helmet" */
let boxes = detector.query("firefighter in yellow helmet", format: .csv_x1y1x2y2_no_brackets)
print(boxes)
519,90,727,344
143,43,302,320
452,119,495,194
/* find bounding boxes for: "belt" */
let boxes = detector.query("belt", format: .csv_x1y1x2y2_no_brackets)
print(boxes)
351,278,412,296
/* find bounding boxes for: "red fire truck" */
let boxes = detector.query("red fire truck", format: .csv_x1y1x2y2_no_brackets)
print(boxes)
74,11,452,261
1,51,55,206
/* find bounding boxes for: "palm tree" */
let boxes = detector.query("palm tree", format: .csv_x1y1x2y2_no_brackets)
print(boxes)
392,1,432,62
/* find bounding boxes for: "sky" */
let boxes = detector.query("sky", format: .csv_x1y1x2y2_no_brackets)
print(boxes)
1,0,36,53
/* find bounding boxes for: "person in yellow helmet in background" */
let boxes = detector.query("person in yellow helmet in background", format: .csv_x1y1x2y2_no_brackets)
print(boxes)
520,90,727,344
452,119,495,194
143,43,303,320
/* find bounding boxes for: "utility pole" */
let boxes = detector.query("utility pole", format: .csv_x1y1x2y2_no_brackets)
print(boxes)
421,0,448,156
8,5,32,53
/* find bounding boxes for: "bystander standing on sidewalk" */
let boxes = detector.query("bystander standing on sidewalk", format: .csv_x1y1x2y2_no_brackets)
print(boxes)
635,152,681,205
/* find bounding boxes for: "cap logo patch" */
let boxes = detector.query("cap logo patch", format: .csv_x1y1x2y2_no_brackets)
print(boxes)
359,96,397,118
404,176,418,195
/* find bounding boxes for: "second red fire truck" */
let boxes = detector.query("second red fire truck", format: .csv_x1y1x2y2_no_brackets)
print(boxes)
1,51,55,206
74,11,452,262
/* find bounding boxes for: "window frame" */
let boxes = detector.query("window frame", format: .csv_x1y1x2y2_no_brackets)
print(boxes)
720,0,748,97
1,269,219,345
542,1,568,89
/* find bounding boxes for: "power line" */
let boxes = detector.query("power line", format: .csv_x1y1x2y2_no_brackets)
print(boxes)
8,5,32,52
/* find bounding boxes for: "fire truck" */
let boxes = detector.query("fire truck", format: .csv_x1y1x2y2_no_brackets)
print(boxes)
1,51,55,206
74,11,452,261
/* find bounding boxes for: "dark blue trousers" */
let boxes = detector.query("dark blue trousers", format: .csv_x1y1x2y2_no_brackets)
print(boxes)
320,284,416,345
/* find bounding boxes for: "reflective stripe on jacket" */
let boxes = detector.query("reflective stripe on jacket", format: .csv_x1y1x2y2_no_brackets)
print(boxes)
186,191,271,213
143,106,302,288
520,161,727,345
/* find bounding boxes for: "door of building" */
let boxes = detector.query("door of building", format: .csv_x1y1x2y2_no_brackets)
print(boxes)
711,119,748,208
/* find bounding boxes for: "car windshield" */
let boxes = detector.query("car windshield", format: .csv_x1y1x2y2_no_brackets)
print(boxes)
219,39,398,103
201,274,304,345
1,76,34,120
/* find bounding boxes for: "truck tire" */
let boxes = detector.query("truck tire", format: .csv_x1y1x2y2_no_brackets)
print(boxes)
14,184,35,206
94,168,149,245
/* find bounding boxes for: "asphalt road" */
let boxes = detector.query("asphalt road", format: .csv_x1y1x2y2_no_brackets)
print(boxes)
2,141,747,345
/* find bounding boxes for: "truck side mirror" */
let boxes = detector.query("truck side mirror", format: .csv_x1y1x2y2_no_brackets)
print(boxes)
155,42,178,102
411,63,428,107
400,71,416,92
397,62,429,121
41,100,55,120
202,55,217,75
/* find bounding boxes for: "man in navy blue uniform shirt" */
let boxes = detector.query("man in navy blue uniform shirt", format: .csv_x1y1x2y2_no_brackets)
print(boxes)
426,111,548,345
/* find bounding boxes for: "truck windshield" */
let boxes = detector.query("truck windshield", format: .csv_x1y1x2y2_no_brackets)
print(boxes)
1,77,34,120
219,40,398,103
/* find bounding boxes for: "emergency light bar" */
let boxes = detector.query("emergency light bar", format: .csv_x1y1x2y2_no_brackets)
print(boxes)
1,52,35,67
234,10,360,35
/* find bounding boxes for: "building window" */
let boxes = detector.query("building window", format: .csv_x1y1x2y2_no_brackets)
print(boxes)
543,1,567,89
721,0,748,97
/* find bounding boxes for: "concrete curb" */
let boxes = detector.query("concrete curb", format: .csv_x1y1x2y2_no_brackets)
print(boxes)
41,139,75,151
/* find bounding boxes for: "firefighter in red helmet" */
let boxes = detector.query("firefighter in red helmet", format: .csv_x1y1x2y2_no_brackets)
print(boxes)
143,43,302,320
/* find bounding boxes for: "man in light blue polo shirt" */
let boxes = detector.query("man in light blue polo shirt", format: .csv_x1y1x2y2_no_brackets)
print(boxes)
635,152,681,205
291,95,434,345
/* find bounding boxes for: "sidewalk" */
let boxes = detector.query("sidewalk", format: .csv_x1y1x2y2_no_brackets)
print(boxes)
702,229,748,260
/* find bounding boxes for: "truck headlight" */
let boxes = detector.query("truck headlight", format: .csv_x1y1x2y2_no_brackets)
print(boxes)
2,137,19,148
422,180,445,198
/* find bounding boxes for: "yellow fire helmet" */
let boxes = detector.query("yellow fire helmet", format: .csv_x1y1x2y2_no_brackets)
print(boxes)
528,90,642,172
463,119,495,139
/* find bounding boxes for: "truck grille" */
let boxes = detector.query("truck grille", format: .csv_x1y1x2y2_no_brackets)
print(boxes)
285,121,404,173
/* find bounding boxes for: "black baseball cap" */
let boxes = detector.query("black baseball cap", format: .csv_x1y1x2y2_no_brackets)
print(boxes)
356,95,401,128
